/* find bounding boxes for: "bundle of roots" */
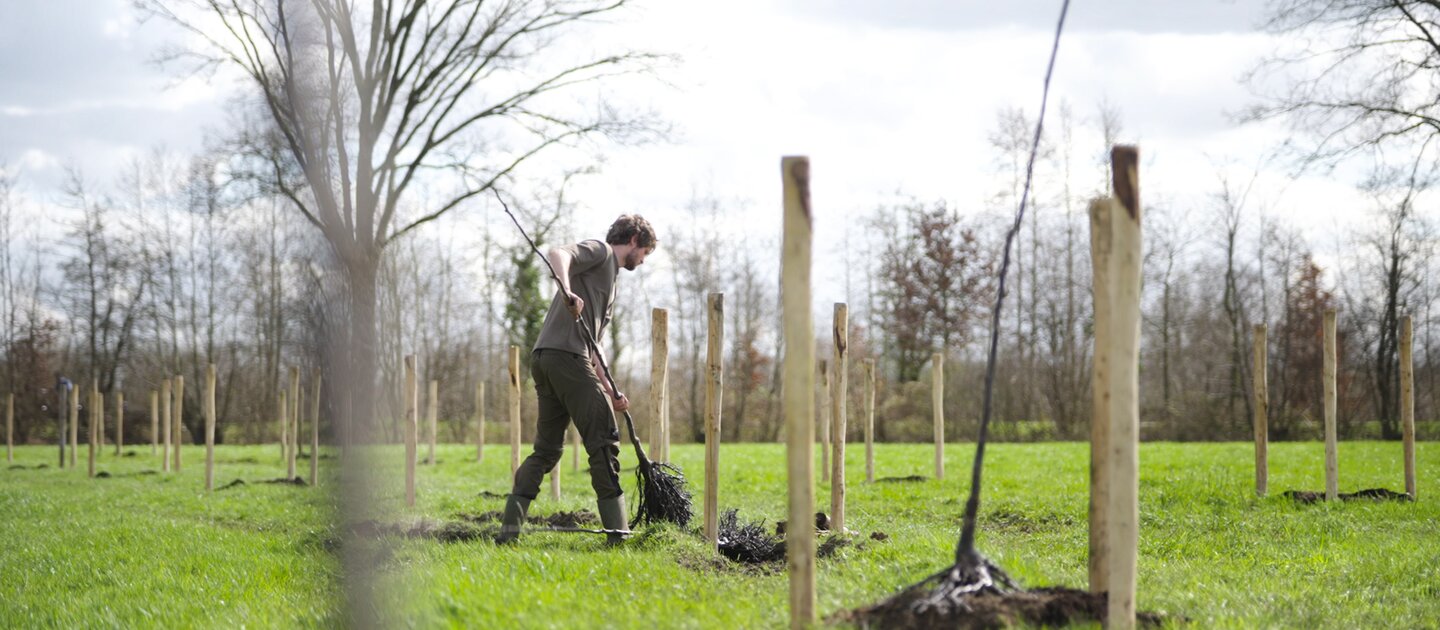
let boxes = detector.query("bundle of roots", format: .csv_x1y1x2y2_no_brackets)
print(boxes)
716,509,785,564
632,459,693,528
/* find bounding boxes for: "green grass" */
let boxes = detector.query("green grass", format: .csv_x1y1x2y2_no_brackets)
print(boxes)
2,439,1437,628
0,444,339,628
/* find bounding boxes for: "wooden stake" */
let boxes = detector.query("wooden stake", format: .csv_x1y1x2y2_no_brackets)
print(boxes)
311,370,321,486
571,424,580,472
277,390,287,476
173,375,184,472
427,379,438,465
551,461,562,500
205,364,216,491
475,381,485,463
114,391,124,455
864,358,876,483
405,355,417,507
831,303,848,532
1324,308,1338,501
1253,324,1269,497
932,352,944,481
288,367,299,479
149,390,158,457
5,392,11,463
1102,145,1143,630
509,346,521,476
1087,197,1114,596
651,307,669,462
69,386,77,468
88,385,97,478
704,292,725,549
1401,315,1417,499
161,379,171,473
96,383,105,450
819,359,829,483
781,155,816,628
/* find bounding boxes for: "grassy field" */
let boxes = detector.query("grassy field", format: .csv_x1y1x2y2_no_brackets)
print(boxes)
2,439,1436,628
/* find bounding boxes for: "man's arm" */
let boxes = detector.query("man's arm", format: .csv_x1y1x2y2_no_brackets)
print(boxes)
589,345,630,412
546,246,584,319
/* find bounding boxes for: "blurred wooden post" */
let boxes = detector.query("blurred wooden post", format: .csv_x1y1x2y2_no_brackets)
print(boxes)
205,364,216,491
1253,324,1269,497
97,383,105,449
405,355,418,507
288,367,299,479
509,346,521,475
1324,309,1338,501
114,391,124,455
173,375,184,472
831,303,848,532
704,292,725,549
1401,315,1417,499
1102,145,1143,630
475,381,485,463
570,424,580,472
781,156,816,628
551,461,562,500
650,308,669,462
819,359,830,483
69,386,78,468
932,352,944,481
277,391,287,476
149,390,158,457
88,385,97,478
427,379,438,465
864,358,876,483
311,370,322,486
5,392,11,463
161,379,171,473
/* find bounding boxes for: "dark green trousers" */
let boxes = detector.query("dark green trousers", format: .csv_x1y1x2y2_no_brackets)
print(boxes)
510,348,624,500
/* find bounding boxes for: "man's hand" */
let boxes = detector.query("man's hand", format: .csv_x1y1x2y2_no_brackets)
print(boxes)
565,291,584,320
611,391,630,412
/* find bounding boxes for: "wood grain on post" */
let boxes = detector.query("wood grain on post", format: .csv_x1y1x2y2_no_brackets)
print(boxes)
173,375,184,472
1255,325,1267,497
1401,315,1417,499
149,390,158,457
831,303,848,532
781,155,816,628
932,352,944,481
509,346,521,475
405,355,418,507
1324,309,1338,501
1253,324,1269,497
704,292,725,549
650,308,669,462
205,364,216,492
1087,196,1114,596
161,379,171,473
1104,145,1143,630
864,358,876,483
288,367,299,479
115,391,124,455
427,379,438,466
475,381,485,463
819,359,830,483
311,370,321,486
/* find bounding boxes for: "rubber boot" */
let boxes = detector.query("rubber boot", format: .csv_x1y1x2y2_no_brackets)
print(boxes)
597,496,629,546
495,494,531,545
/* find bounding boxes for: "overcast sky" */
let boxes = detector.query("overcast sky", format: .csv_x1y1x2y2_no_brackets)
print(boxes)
0,0,1387,312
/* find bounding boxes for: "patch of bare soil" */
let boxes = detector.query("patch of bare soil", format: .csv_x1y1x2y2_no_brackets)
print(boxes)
840,585,1168,629
457,509,599,529
876,475,928,483
1283,488,1413,504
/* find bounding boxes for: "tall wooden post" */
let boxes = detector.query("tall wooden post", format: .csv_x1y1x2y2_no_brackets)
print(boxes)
427,379,438,465
173,375,184,472
819,359,830,483
571,424,580,472
932,352,944,481
1253,324,1269,497
277,391,287,476
1094,145,1143,630
161,379,171,473
781,156,816,628
1401,315,1417,499
704,292,725,549
205,364,216,491
405,355,418,507
5,392,11,463
88,385,97,478
475,381,485,463
149,390,158,457
651,308,669,462
831,303,848,532
114,391,124,455
864,358,876,483
509,346,521,476
288,367,299,479
96,383,105,450
1324,309,1338,501
551,461,562,500
311,370,322,486
69,386,77,468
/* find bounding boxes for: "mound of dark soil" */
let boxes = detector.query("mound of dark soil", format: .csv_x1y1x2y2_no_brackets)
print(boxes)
457,510,598,528
262,476,307,486
122,451,138,457
95,471,112,478
217,479,246,490
8,463,49,470
477,490,507,499
1283,488,1413,504
841,585,1167,629
877,475,928,483
775,511,832,536
351,519,488,543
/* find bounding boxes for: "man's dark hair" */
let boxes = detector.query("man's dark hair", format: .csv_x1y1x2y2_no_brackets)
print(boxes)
606,214,658,249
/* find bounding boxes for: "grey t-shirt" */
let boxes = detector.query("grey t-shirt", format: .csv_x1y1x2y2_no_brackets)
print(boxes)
534,239,618,356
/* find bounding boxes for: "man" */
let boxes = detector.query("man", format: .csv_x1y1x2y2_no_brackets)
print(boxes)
498,214,657,545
